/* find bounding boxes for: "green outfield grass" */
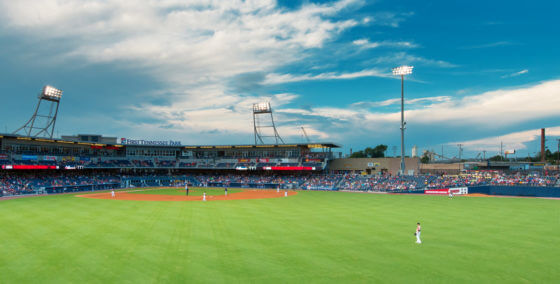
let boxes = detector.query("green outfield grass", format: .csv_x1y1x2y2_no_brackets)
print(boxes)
0,190,558,283
128,187,242,196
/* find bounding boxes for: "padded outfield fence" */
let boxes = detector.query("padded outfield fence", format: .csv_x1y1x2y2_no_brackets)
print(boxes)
468,186,560,198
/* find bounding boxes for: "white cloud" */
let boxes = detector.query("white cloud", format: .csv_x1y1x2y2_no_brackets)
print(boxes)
352,38,418,49
0,0,370,142
501,69,529,78
406,79,560,126
351,96,451,108
373,52,458,68
263,68,389,85
274,79,560,143
461,41,514,49
0,0,362,86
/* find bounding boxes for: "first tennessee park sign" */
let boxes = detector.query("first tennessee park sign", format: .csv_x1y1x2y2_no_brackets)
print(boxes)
121,138,181,146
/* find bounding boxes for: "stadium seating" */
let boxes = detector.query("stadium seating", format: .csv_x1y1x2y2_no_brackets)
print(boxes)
2,170,558,196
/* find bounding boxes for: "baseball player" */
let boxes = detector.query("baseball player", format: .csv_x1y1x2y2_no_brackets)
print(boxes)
203,192,206,201
111,190,115,198
448,190,454,198
415,222,422,244
185,183,189,196
224,187,228,196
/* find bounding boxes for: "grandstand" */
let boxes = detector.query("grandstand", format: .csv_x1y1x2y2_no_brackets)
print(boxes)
0,134,338,170
2,131,560,197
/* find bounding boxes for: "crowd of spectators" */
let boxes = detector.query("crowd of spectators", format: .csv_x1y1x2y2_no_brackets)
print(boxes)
1,172,120,196
2,171,559,196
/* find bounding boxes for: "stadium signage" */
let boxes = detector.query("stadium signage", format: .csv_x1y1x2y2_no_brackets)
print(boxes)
424,189,449,194
424,187,469,195
121,138,181,146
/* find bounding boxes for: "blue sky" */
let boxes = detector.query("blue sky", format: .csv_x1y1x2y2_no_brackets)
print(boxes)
1,0,559,158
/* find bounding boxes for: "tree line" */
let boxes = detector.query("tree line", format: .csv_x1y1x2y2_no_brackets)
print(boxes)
349,145,388,158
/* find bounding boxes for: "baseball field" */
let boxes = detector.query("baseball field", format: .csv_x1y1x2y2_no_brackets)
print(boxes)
1,188,558,283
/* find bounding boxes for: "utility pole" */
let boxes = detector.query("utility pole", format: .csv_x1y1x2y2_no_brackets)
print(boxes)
500,141,503,158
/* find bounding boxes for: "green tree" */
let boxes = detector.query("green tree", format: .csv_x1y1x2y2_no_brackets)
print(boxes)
489,155,505,161
349,151,366,158
350,144,388,158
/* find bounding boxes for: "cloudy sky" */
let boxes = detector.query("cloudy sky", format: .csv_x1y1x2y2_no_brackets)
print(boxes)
1,0,559,158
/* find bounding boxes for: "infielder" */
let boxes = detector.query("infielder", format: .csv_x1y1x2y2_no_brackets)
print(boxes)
415,222,422,244
203,192,206,201
224,187,228,196
185,183,189,196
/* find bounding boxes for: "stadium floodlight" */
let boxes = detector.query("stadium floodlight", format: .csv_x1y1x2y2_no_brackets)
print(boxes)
392,65,413,76
253,102,271,113
252,102,284,145
392,65,413,175
41,85,63,100
13,85,64,138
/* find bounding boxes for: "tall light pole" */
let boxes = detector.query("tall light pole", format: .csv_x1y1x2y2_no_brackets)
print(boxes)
392,66,413,175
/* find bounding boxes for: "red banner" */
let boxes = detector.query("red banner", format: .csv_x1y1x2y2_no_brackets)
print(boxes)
424,189,449,194
264,166,315,171
2,165,59,170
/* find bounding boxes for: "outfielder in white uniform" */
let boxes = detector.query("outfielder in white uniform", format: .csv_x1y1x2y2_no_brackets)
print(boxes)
415,222,422,244
111,190,115,198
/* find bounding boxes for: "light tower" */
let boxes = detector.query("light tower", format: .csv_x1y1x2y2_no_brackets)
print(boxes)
392,65,413,175
253,102,284,145
13,85,63,139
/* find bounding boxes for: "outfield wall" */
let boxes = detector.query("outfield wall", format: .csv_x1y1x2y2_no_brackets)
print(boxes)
468,186,560,198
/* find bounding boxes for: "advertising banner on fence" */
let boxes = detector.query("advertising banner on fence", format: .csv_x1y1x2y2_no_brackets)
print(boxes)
0,154,7,160
449,187,468,195
424,189,449,194
424,187,469,195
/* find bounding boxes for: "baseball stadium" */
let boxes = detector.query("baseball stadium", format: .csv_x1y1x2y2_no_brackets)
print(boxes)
2,1,560,283
1,84,559,283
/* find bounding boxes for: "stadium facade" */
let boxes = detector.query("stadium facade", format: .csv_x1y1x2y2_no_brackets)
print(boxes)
0,133,339,171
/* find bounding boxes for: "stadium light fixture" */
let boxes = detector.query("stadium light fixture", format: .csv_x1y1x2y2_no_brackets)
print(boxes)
253,102,271,113
392,65,413,175
392,65,413,76
41,85,63,100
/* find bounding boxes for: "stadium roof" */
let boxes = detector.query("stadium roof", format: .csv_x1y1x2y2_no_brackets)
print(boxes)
179,143,341,149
